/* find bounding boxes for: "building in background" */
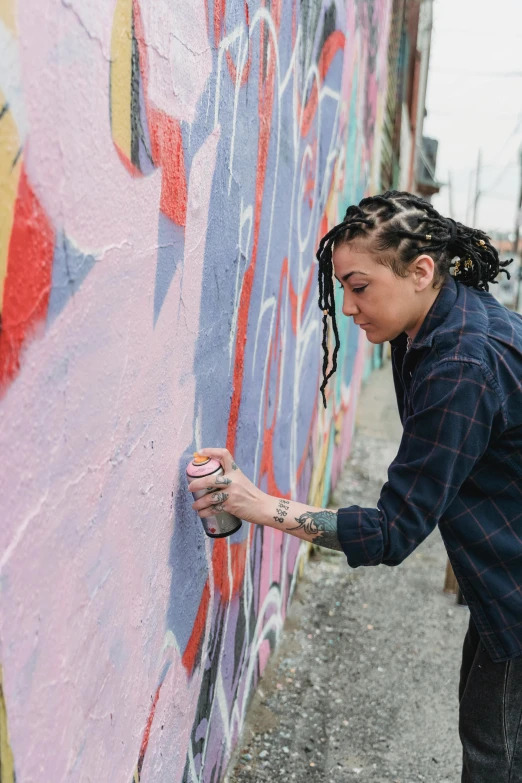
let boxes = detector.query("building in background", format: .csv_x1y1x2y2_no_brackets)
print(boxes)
381,0,440,198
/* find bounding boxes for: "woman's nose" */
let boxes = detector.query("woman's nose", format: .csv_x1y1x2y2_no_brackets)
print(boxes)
342,298,360,317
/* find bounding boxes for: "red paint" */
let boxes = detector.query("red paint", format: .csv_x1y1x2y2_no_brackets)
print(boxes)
0,163,54,391
299,30,345,137
149,109,187,226
135,681,163,778
182,581,210,673
226,0,281,457
285,257,315,336
231,540,248,594
318,30,346,82
113,142,144,178
131,1,188,226
209,527,216,533
214,0,226,47
181,538,248,676
214,0,252,87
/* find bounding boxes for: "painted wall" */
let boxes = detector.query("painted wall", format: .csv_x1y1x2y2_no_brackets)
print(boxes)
0,1,391,781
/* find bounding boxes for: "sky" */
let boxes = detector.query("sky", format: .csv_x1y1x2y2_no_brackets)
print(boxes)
423,0,522,235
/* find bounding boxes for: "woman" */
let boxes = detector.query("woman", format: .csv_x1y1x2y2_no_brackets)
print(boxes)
188,190,522,781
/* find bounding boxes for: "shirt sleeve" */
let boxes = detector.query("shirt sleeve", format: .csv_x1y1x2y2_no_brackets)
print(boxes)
337,359,503,568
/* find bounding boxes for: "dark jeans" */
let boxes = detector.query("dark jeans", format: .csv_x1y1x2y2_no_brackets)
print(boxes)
459,615,522,782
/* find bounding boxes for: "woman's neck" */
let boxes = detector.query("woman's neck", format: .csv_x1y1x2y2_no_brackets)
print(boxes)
405,286,441,342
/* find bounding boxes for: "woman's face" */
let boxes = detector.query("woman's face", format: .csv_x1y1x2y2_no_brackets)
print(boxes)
332,241,435,344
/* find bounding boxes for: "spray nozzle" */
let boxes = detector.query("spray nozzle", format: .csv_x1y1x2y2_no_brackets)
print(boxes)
192,452,210,465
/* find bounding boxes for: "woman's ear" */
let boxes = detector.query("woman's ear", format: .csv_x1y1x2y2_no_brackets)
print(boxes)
411,254,436,292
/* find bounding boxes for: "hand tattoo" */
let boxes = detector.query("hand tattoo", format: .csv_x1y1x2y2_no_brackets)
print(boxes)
231,461,239,470
211,492,228,504
274,498,290,525
214,503,226,512
207,477,231,491
288,510,342,552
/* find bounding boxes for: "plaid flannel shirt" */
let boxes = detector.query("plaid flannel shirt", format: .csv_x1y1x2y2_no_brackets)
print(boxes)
337,274,522,662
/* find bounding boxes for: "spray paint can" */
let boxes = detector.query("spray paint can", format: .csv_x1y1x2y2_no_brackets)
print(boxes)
186,454,242,538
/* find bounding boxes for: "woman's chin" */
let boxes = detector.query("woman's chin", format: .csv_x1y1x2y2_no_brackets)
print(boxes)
364,331,380,344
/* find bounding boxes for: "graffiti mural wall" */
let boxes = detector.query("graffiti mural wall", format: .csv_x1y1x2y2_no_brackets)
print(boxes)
0,0,391,780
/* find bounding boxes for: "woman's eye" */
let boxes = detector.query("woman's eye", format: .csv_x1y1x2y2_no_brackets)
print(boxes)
353,286,368,294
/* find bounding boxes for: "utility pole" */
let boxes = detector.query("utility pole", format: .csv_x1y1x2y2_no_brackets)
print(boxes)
472,148,482,228
448,170,455,220
514,146,522,312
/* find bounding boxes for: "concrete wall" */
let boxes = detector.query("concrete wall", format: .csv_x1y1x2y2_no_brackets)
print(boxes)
0,1,391,780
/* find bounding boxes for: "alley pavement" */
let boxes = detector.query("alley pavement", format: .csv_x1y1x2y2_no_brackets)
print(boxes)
226,363,469,783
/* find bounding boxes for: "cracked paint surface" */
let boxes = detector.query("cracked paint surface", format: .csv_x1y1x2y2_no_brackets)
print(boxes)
0,0,391,781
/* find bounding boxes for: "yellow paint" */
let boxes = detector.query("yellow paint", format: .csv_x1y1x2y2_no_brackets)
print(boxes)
0,0,17,34
110,0,133,160
0,667,16,783
0,89,22,311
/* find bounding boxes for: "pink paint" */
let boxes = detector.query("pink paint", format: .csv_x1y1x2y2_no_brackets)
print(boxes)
139,0,212,124
0,23,220,771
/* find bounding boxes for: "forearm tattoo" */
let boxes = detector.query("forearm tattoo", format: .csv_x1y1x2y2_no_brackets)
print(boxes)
274,498,290,525
288,510,342,552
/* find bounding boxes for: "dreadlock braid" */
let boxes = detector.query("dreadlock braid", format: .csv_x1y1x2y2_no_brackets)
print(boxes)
316,211,374,408
316,190,513,408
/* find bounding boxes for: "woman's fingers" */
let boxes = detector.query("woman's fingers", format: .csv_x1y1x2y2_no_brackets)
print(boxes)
192,490,229,514
198,447,239,473
210,492,229,504
188,474,232,493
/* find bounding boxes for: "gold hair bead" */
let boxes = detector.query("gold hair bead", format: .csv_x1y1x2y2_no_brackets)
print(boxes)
425,234,432,241
478,239,486,247
323,309,329,316
454,260,461,275
465,258,473,270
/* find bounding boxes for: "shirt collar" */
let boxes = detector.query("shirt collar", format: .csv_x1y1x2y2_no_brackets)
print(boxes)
390,274,457,350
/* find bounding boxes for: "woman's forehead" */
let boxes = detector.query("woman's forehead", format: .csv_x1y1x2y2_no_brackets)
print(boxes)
332,242,377,271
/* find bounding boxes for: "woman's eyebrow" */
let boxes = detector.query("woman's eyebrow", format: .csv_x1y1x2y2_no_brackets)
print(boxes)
338,270,369,282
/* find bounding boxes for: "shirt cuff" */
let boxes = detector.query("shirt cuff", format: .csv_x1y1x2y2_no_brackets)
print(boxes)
336,506,385,568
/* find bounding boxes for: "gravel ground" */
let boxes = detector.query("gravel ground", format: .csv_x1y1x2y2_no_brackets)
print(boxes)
226,364,469,783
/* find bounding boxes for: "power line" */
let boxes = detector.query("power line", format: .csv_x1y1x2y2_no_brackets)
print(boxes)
482,160,518,196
